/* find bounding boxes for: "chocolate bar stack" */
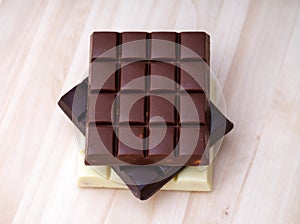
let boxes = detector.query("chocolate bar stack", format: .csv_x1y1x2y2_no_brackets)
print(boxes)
58,32,233,200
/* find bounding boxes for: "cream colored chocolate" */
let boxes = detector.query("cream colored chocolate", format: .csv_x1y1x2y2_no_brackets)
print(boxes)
77,150,213,191
77,75,216,191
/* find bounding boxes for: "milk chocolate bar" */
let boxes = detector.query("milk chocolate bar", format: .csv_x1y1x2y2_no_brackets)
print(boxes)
86,32,211,166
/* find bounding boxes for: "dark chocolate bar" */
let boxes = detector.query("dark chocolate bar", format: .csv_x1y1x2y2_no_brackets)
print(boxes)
58,79,87,134
86,32,211,166
58,78,233,200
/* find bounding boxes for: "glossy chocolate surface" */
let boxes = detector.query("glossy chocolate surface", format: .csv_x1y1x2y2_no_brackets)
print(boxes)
119,94,146,124
91,32,118,60
90,62,117,91
148,94,176,124
120,62,147,91
149,62,176,91
121,32,148,59
180,32,209,61
150,32,177,60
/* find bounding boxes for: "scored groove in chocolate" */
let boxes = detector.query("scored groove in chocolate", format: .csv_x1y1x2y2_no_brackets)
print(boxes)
146,33,151,60
176,33,181,62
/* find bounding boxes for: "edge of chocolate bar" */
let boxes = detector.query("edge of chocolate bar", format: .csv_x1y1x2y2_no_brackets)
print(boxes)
58,79,88,134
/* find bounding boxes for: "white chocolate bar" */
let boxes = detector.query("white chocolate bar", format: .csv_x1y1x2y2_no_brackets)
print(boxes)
77,150,213,191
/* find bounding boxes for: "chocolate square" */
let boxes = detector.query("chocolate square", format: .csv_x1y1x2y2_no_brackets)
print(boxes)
120,62,147,91
148,126,176,163
150,62,177,91
119,94,146,124
179,61,209,93
91,32,118,60
150,32,177,60
90,61,117,92
88,93,116,124
149,94,176,124
178,127,208,165
117,126,146,164
179,93,207,124
121,32,148,59
85,126,116,165
180,32,209,61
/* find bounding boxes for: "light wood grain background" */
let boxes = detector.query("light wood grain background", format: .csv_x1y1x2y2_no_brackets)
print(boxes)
1,0,300,223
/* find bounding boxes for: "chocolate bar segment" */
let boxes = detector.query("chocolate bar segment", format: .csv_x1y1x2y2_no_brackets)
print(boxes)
178,127,208,165
180,32,209,61
179,93,208,124
117,126,146,164
85,126,116,164
149,62,177,91
88,93,116,124
148,126,177,163
150,32,177,60
120,62,147,91
149,94,176,124
90,62,117,91
118,94,146,124
91,32,118,61
179,61,209,92
87,32,211,166
121,32,148,59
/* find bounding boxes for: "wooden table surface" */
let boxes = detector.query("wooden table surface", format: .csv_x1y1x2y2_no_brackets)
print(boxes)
1,0,300,223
